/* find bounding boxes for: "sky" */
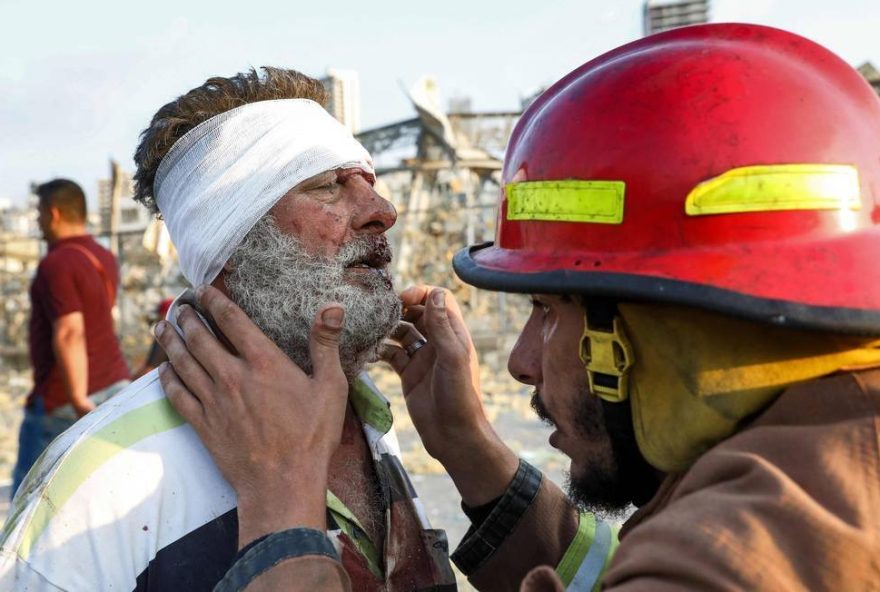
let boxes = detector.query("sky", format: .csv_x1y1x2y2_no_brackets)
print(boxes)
1,0,879,207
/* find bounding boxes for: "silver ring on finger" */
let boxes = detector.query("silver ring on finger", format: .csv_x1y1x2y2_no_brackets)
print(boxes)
405,337,428,357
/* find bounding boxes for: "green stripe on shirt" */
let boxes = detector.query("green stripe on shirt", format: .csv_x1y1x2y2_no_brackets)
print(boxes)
326,490,383,578
15,397,185,559
349,377,393,434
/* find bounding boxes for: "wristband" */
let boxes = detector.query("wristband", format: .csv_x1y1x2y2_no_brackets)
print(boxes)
213,527,339,592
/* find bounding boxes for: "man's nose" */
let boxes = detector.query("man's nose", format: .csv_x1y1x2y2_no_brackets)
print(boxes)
508,312,543,386
349,175,397,233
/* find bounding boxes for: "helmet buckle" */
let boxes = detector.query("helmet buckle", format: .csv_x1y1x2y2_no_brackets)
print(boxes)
580,310,634,402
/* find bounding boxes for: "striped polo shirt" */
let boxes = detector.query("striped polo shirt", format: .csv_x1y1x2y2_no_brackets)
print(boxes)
0,370,455,591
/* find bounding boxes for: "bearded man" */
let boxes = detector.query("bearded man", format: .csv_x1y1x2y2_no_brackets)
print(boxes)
0,67,455,592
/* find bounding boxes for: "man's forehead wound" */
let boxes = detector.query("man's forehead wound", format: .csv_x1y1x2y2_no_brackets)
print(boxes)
336,168,375,185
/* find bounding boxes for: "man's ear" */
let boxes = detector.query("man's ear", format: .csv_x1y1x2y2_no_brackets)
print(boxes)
49,206,63,224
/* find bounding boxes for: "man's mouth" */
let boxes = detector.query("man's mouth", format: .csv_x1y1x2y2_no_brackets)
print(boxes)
344,251,392,283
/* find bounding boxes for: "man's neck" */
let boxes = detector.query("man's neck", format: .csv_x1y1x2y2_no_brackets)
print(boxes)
327,404,386,551
48,225,88,244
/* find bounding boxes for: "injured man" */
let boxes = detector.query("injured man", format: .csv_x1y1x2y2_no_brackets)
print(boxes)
0,67,456,592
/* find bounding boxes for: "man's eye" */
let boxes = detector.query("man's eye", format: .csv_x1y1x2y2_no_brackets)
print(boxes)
530,299,551,316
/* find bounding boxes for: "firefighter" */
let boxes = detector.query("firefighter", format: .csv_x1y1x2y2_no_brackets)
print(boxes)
157,23,880,590
429,22,880,589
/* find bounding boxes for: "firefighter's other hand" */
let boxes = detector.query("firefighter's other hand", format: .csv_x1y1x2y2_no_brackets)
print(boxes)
382,285,518,506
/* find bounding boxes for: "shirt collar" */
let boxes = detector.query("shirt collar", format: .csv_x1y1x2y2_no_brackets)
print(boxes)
349,373,393,435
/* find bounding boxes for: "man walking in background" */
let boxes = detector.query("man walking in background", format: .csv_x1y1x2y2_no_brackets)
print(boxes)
13,179,129,495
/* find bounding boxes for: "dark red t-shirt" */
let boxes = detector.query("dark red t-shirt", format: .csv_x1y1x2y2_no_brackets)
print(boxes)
28,235,130,412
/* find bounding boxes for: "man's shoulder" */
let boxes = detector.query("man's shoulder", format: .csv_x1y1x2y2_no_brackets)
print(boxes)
38,241,90,277
4,373,234,549
1,372,237,590
13,374,174,494
41,236,111,267
35,250,68,278
25,370,228,491
79,235,118,267
679,371,880,495
612,371,880,588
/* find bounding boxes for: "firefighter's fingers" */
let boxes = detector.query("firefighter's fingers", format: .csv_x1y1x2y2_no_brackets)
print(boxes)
423,288,467,366
160,362,206,429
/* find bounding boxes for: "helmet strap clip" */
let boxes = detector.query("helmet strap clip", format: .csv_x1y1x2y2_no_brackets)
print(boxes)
579,300,635,402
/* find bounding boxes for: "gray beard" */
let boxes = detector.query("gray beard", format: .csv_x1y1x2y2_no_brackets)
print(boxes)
224,216,401,378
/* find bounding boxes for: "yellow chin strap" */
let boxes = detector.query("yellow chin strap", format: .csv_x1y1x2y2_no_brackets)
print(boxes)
579,302,635,402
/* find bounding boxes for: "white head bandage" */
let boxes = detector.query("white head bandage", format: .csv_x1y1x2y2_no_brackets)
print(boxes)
154,99,374,286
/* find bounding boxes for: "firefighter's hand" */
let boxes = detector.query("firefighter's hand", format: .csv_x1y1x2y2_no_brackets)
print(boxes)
155,285,348,547
382,285,518,506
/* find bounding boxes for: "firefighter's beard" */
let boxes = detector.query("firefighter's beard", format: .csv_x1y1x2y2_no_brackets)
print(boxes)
531,390,635,519
567,396,632,519
225,216,401,379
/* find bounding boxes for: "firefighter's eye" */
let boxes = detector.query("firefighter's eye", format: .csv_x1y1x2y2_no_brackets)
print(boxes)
530,299,551,316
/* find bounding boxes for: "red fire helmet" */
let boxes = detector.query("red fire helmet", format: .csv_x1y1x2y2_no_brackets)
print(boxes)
454,23,880,334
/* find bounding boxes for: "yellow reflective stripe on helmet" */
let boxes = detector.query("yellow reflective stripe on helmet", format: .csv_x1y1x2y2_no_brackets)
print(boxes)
506,180,625,223
685,164,861,216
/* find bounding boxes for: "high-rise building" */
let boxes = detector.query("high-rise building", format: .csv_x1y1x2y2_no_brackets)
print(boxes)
321,69,361,133
643,0,710,36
